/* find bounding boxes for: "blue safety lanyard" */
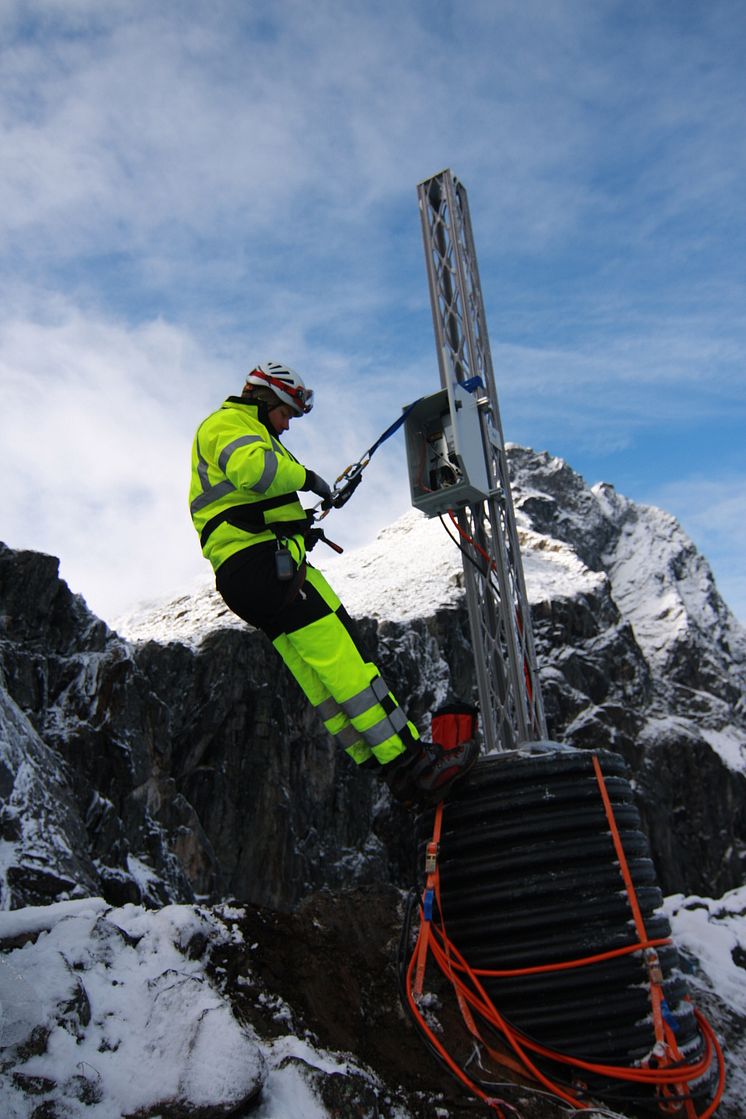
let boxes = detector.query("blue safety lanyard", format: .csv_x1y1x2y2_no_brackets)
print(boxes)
318,398,421,516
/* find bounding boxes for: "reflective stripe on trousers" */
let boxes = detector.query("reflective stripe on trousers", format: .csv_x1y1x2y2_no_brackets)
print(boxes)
271,567,419,764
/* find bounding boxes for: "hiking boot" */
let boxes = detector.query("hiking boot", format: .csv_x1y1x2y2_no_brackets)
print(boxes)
383,738,479,809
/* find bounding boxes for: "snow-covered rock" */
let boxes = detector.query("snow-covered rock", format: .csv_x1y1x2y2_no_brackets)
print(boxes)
0,899,266,1118
1,885,744,1119
3,446,746,911
0,687,98,905
2,443,746,1118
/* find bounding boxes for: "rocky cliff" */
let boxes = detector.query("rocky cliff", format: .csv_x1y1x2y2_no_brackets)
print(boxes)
2,446,745,917
2,444,746,1118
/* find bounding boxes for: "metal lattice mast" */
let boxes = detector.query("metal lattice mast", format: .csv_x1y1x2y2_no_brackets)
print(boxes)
417,169,547,752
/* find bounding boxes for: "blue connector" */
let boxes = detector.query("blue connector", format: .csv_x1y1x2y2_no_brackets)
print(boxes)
461,376,485,394
661,999,680,1033
423,888,434,922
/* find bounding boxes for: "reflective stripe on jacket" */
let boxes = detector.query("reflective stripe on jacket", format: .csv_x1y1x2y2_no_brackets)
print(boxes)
189,397,308,572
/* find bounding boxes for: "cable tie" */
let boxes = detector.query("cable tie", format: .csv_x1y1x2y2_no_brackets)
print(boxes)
644,947,664,985
425,840,439,875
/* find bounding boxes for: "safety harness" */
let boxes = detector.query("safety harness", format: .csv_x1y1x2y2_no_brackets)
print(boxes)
199,494,309,548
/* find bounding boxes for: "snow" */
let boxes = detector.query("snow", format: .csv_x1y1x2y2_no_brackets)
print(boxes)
113,507,605,646
250,1036,351,1119
664,887,746,1016
700,725,746,773
518,525,607,605
0,687,99,902
0,899,413,1119
113,573,245,648
592,481,746,676
317,510,464,621
110,483,746,778
0,901,266,1118
319,513,606,621
1,889,744,1117
126,852,165,897
0,896,107,940
663,887,746,1111
12,450,745,1115
112,510,466,646
250,1035,411,1119
249,1057,328,1119
638,713,746,777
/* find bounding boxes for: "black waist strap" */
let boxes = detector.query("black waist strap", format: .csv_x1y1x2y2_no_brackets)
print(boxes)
200,495,308,548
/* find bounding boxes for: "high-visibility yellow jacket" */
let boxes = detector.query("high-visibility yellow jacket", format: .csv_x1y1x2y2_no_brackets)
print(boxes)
189,397,309,572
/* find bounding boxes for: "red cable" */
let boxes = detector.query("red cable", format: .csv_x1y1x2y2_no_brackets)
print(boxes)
447,509,494,570
445,511,539,726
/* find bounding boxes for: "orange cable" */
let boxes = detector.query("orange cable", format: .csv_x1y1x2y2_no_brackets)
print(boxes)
412,803,444,998
405,754,726,1116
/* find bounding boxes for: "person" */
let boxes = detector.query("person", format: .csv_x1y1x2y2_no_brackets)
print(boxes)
188,361,478,809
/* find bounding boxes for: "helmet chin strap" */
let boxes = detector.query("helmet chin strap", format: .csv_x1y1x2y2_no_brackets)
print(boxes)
254,398,273,429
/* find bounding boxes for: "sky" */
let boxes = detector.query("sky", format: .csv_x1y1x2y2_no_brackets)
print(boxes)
0,0,744,625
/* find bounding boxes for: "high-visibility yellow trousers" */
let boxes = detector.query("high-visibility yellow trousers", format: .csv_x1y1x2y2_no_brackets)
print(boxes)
272,566,419,764
215,549,419,765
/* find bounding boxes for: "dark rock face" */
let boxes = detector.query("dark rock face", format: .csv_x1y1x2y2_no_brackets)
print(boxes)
209,885,561,1119
0,544,412,912
0,544,198,909
507,447,746,896
1,444,745,915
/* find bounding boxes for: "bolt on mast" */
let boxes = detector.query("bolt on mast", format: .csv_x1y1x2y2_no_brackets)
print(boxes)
415,169,546,752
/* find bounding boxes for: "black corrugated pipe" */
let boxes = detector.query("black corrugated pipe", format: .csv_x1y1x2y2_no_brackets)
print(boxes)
408,744,720,1115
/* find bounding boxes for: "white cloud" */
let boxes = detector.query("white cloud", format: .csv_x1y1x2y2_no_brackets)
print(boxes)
0,305,222,619
0,296,418,623
491,311,745,455
0,1,613,264
0,0,744,629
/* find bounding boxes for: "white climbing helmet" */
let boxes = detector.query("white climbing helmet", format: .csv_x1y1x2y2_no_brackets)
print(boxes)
244,361,314,416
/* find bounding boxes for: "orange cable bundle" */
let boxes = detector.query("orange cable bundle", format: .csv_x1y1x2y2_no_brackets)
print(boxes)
403,761,726,1117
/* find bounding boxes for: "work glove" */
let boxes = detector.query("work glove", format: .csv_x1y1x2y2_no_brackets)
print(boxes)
305,527,324,552
301,470,333,504
304,523,345,555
